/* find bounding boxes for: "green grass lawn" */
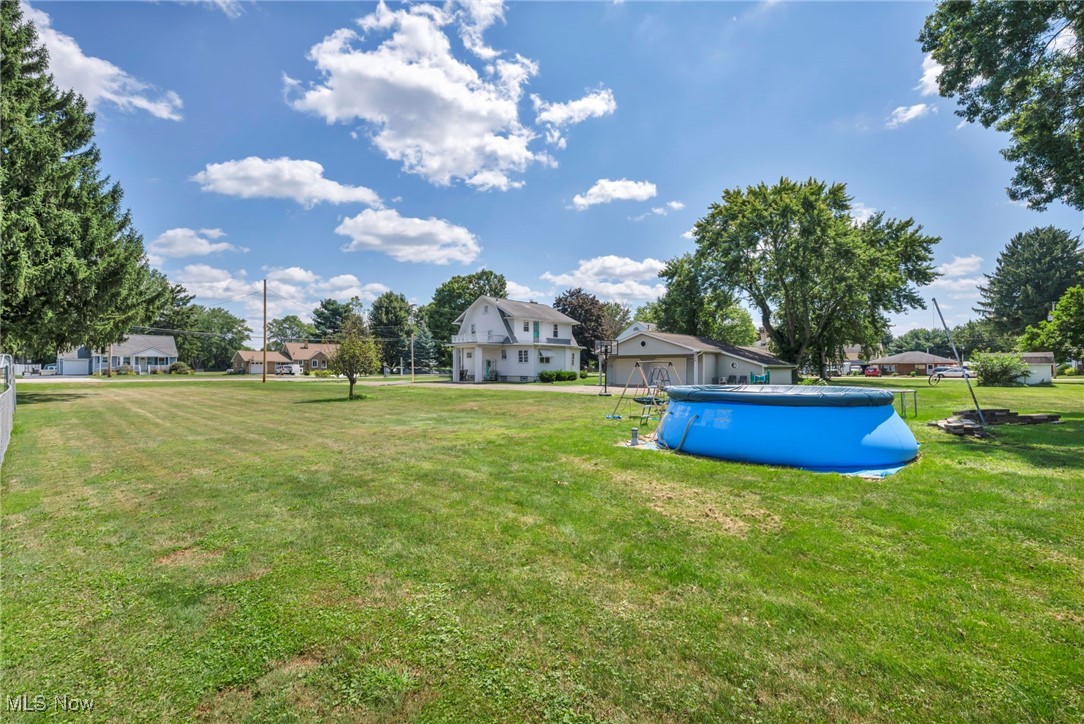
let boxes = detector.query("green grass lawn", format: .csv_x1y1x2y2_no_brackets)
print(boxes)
2,378,1081,720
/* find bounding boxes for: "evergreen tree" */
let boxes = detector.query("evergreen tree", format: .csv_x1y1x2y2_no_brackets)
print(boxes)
151,282,200,363
412,319,437,372
311,298,353,340
1,1,166,357
975,227,1084,336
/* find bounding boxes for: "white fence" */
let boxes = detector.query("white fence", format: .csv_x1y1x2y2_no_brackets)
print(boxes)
0,355,15,469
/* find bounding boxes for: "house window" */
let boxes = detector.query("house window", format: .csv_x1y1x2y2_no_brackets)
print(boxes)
321,360,327,369
572,353,576,367
470,323,476,334
539,353,551,364
553,324,559,338
501,350,507,360
312,360,318,369
518,350,528,363
523,321,529,332
484,305,489,314
466,352,473,359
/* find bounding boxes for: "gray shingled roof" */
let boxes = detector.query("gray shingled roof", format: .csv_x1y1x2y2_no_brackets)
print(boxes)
618,331,794,367
490,297,579,324
867,351,956,365
1019,352,1055,364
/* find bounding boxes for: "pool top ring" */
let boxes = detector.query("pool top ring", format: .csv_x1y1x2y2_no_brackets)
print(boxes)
663,385,895,407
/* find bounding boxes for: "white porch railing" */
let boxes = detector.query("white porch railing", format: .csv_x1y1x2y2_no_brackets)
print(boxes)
451,331,511,344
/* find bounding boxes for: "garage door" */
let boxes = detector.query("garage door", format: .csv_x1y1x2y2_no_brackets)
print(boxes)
61,359,90,376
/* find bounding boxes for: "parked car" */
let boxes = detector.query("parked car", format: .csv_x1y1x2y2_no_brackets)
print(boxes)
863,367,882,377
40,364,57,376
931,365,971,379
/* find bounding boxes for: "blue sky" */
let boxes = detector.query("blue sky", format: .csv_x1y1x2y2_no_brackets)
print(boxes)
26,0,1083,341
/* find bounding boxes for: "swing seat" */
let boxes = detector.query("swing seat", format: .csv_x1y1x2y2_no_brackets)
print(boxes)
633,396,664,405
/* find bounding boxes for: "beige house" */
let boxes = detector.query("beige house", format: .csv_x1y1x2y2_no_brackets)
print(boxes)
609,331,795,387
282,342,339,372
231,350,291,375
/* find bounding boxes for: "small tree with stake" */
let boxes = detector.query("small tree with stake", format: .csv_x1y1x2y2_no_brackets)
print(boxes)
329,314,381,399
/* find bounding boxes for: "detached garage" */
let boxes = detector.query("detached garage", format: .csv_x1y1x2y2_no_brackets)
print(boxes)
607,331,795,388
58,358,89,376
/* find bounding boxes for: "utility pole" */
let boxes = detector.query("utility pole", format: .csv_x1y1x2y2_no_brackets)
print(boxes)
410,331,415,383
262,279,267,384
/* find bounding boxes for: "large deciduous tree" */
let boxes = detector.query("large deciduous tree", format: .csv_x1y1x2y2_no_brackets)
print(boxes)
653,254,757,345
1,2,167,357
187,307,251,370
369,291,412,369
919,2,1084,210
1018,285,1084,366
887,328,953,358
975,226,1083,335
267,315,317,351
424,270,507,366
600,302,632,342
552,288,606,368
693,178,939,377
950,319,1016,357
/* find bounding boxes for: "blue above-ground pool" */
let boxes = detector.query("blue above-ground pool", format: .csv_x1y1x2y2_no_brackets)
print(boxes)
656,385,918,475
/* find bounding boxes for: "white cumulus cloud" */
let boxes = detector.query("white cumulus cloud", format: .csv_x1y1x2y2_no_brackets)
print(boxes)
936,254,983,277
506,280,552,302
21,2,183,120
286,2,539,191
148,228,242,263
573,178,657,210
533,88,616,147
885,103,935,129
540,255,666,303
286,2,613,191
850,202,877,224
192,157,382,208
632,199,685,221
916,53,943,96
335,208,481,264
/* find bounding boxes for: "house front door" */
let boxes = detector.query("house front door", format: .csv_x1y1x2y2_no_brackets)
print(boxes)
485,359,492,379
532,321,539,342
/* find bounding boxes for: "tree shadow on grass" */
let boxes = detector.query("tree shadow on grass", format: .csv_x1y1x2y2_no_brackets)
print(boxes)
953,418,1084,470
15,392,87,406
294,396,371,404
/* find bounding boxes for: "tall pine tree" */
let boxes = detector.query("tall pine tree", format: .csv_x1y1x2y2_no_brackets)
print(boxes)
0,1,167,357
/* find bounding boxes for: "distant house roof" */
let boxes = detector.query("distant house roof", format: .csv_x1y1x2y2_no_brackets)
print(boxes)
60,334,179,359
454,296,579,326
867,351,956,365
233,350,291,364
1019,352,1055,364
617,331,795,368
282,342,339,361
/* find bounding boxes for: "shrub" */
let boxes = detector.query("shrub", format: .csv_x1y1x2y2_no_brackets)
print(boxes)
1063,367,1077,376
314,369,336,378
168,361,193,375
579,370,589,379
970,352,1028,386
557,370,578,381
117,364,133,375
909,370,918,377
798,376,828,386
538,370,558,383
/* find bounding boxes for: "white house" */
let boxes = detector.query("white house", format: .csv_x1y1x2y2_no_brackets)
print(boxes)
57,335,179,375
608,331,795,386
1019,352,1056,385
617,320,656,341
451,297,582,382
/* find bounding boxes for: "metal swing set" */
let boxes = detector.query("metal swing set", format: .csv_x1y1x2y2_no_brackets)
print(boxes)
605,361,683,427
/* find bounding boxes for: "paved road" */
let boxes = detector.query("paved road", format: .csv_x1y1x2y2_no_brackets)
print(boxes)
16,375,616,396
